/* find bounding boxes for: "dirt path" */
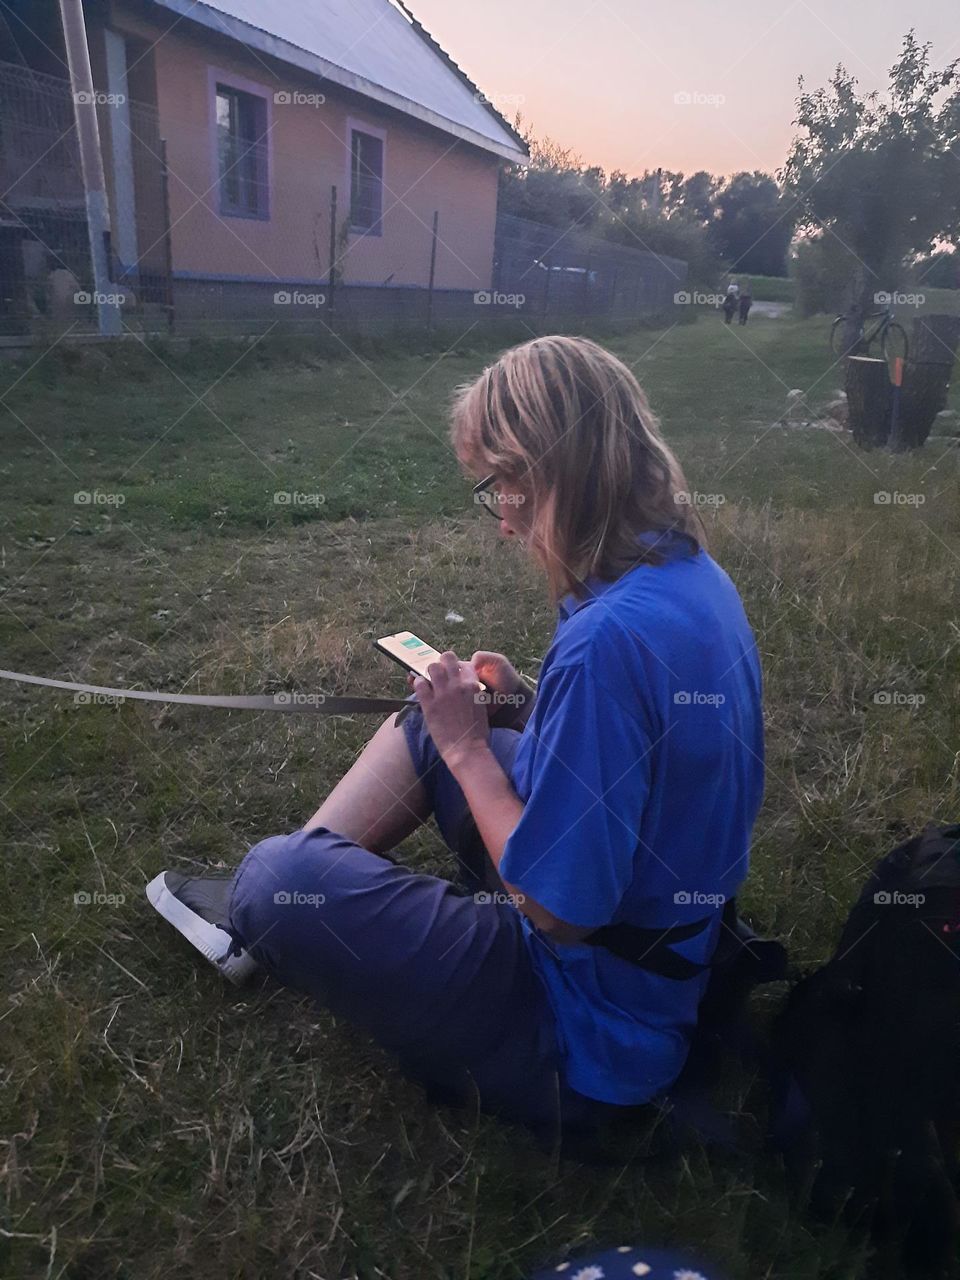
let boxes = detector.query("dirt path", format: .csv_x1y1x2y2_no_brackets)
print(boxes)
750,300,791,318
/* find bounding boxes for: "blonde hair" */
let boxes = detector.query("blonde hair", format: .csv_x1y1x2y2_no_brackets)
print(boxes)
451,335,705,602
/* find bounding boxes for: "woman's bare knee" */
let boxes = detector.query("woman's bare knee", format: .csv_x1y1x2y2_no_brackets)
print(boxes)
304,712,429,851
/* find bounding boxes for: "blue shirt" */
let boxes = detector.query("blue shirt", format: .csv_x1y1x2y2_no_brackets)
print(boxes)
499,534,764,1104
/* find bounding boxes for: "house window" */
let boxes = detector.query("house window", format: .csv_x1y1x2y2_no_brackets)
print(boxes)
350,129,384,233
216,84,268,218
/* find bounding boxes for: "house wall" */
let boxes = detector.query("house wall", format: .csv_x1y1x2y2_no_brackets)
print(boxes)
100,5,502,293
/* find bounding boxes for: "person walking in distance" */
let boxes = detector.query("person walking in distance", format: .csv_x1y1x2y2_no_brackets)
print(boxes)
722,280,738,325
738,278,753,326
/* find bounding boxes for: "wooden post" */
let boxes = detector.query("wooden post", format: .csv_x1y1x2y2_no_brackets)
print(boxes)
426,210,439,331
897,314,960,448
910,313,960,363
846,356,892,449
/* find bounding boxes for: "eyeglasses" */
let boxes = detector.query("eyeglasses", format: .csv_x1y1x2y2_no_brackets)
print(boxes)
472,474,502,520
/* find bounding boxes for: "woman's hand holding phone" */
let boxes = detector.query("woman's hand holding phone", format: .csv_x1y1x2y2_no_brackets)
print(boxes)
406,650,533,730
411,652,491,776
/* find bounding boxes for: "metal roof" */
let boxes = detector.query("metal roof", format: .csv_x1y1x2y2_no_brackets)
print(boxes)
148,0,527,161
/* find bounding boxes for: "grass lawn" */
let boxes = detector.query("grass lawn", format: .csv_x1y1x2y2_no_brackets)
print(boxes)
915,286,960,316
739,275,960,316
2,312,959,1279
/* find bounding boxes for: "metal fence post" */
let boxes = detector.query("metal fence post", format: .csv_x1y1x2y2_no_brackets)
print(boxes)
159,139,175,332
328,184,337,327
426,209,439,331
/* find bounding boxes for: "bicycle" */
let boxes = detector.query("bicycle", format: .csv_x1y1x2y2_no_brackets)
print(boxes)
830,305,909,363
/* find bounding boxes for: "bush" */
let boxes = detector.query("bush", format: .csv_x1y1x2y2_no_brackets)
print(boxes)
912,251,959,290
792,235,864,316
599,209,722,289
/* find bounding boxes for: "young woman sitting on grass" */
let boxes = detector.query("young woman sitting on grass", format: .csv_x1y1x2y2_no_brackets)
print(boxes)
148,335,765,1143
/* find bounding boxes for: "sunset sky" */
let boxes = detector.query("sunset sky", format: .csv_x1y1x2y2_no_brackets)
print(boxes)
411,0,958,179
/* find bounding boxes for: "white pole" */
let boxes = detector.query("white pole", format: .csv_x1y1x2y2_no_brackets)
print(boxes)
58,0,121,336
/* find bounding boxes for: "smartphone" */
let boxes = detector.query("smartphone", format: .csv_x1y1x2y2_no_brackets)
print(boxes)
374,631,485,688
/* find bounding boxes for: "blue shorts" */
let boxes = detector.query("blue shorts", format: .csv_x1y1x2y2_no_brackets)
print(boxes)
227,710,615,1141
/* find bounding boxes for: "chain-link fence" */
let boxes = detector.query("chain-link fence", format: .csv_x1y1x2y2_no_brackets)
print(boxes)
494,212,687,321
0,60,172,337
0,61,92,336
0,56,687,343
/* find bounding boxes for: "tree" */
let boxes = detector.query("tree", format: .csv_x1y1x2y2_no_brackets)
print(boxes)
784,32,960,310
497,123,605,230
710,171,794,276
677,171,720,226
497,124,723,283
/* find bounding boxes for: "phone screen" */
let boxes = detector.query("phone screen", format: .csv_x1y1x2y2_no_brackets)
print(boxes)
376,632,445,680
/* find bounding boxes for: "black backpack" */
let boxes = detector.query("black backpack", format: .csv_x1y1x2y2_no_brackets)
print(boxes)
770,823,960,1277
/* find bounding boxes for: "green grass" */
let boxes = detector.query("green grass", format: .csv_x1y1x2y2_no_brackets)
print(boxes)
2,312,959,1279
750,275,960,315
744,275,795,303
915,286,960,316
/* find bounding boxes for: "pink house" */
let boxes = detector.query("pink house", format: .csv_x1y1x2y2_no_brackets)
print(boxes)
0,0,528,333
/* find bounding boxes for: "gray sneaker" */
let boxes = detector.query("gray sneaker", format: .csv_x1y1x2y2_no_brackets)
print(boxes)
146,870,260,985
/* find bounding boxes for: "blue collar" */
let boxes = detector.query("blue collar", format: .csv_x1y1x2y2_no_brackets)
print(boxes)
557,528,697,621
558,577,614,622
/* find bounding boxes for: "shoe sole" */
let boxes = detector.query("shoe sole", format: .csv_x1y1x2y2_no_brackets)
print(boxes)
145,871,258,986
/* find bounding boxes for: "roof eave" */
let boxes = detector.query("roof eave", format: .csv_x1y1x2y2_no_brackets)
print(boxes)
390,0,529,157
147,0,528,162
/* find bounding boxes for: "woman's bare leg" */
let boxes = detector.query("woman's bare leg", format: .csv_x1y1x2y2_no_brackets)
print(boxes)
303,714,429,853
